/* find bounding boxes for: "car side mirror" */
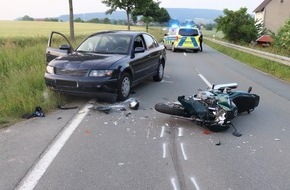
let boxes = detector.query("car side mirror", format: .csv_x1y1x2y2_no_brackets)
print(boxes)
59,44,71,51
134,47,145,53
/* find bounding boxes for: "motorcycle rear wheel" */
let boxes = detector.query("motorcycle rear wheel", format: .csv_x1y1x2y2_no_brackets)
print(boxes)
155,102,190,117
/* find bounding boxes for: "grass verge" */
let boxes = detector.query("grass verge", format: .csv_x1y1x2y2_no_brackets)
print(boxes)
205,39,290,83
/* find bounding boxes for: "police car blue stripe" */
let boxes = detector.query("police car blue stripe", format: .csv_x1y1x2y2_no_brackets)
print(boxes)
178,37,186,46
191,37,198,47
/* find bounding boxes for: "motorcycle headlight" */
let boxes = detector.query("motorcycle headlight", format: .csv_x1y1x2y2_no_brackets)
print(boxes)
46,65,54,74
89,70,113,77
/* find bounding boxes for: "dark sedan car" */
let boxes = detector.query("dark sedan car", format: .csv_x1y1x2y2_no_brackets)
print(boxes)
45,30,166,101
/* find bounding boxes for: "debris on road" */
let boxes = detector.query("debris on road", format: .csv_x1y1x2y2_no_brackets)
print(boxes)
22,106,45,119
215,141,221,146
57,105,78,110
90,97,140,114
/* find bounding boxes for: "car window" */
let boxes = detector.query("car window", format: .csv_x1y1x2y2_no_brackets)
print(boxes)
77,33,131,54
143,34,158,49
178,28,199,36
50,33,71,49
133,35,145,50
168,28,177,35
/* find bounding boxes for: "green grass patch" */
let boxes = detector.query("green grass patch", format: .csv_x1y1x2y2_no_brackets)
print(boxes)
205,39,290,82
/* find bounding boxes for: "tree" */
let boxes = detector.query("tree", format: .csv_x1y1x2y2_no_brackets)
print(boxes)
214,8,258,44
21,15,34,21
101,0,148,30
154,7,170,26
74,17,84,22
131,0,169,31
68,0,75,41
205,23,214,31
88,18,100,23
274,19,290,53
103,18,111,24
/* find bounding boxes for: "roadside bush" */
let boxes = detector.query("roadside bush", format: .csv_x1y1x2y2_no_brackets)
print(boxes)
274,19,290,55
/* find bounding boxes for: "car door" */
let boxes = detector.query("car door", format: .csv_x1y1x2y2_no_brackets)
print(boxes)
142,33,160,75
129,35,151,82
46,31,74,64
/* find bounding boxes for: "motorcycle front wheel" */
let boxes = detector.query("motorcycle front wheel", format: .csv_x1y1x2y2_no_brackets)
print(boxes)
155,102,190,117
208,124,230,132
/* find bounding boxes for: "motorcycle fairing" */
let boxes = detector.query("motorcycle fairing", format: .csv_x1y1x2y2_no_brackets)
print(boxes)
231,93,260,113
177,96,208,118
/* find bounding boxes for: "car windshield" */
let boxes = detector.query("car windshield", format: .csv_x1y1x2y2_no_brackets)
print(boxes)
179,28,199,36
77,33,132,54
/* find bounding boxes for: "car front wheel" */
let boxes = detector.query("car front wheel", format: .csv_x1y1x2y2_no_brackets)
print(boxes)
117,72,131,101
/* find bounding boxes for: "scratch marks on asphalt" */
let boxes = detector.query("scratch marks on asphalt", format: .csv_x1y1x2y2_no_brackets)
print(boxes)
159,124,200,190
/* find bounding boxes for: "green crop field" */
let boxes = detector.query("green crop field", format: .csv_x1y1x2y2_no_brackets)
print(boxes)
0,20,164,38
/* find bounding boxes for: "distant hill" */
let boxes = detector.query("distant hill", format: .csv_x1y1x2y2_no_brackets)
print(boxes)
58,8,224,23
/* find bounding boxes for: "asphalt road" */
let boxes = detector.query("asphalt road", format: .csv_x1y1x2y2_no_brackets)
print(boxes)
1,44,290,190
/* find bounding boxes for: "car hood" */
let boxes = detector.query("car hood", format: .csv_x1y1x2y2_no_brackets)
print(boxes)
49,52,127,70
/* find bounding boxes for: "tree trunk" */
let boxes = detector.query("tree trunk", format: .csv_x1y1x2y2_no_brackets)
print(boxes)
69,0,75,41
126,10,130,31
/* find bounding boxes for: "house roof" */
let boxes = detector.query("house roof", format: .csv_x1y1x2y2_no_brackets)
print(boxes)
253,0,272,12
256,35,274,43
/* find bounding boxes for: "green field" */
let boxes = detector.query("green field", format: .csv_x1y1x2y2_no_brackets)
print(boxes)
0,21,165,127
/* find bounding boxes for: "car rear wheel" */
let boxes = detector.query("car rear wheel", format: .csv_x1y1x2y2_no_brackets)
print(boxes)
153,62,164,81
117,72,131,101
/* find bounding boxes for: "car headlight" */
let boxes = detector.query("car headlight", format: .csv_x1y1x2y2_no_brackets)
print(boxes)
89,70,113,77
46,65,54,74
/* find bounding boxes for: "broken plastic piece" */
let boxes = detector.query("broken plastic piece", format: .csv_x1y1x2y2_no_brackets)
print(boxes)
58,105,78,109
129,99,139,110
215,141,221,146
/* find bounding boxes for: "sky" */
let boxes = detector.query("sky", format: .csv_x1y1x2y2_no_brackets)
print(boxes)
0,0,263,21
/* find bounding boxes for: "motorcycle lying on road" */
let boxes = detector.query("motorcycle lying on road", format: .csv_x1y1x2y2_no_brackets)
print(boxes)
155,83,259,136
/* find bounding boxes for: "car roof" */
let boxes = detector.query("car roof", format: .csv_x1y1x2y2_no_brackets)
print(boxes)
88,30,148,38
178,27,199,30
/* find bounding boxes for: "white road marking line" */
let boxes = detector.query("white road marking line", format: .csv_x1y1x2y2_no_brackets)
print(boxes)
190,177,200,190
178,127,183,137
15,102,93,190
163,143,167,158
147,128,150,139
171,178,179,190
161,80,174,83
198,74,212,88
160,126,165,138
180,143,188,161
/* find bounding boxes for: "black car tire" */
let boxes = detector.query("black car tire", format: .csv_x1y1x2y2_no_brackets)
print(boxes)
117,72,131,101
153,62,164,81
